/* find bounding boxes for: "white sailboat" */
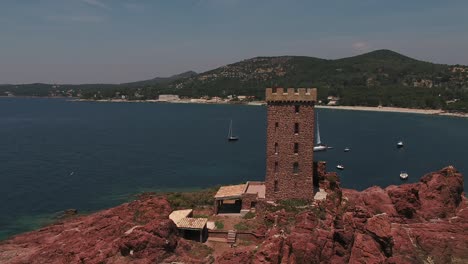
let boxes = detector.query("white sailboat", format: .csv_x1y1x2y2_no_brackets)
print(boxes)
227,120,239,141
313,113,329,152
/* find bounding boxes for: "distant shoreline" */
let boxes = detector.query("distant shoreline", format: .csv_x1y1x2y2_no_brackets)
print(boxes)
71,98,267,106
3,96,467,118
72,98,468,118
316,105,468,118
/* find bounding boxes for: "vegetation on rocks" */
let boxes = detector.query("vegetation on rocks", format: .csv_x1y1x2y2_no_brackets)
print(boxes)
164,187,218,209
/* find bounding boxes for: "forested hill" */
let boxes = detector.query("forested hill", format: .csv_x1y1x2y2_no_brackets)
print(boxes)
171,50,467,111
1,49,468,112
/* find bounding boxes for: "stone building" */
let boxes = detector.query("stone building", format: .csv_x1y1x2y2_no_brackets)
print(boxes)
213,181,265,215
213,88,317,213
264,88,317,201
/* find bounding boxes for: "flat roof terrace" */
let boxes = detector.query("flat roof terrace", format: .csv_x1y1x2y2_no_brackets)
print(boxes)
214,184,247,200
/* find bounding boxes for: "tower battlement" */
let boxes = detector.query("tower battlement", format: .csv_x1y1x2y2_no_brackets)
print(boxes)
266,88,317,102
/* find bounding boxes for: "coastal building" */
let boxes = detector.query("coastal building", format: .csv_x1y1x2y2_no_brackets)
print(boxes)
158,94,180,102
213,88,317,214
213,182,265,215
327,96,340,106
264,88,317,201
169,209,208,242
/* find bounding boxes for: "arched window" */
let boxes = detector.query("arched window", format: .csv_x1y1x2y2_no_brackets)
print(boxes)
275,143,278,154
274,180,279,192
294,123,299,134
294,143,299,154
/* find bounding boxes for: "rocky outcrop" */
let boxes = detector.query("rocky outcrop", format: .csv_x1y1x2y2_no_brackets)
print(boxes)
1,166,466,264
219,166,468,264
0,197,205,264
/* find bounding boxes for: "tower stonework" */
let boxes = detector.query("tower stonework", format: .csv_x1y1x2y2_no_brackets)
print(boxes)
265,88,317,201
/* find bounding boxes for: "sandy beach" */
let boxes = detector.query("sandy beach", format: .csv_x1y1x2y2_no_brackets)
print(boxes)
69,98,468,118
316,105,468,118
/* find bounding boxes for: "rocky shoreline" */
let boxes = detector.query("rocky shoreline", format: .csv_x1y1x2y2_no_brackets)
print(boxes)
0,166,467,263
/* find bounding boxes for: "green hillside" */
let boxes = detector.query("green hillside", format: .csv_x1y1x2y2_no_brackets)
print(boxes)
1,50,468,112
171,50,468,111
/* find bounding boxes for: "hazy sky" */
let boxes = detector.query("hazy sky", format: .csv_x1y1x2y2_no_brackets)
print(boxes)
1,0,468,84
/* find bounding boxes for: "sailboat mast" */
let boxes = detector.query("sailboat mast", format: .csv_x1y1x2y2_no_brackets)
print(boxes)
316,114,321,145
228,120,233,137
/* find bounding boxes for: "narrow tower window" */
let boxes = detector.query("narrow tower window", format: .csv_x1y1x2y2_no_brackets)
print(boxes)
294,143,299,154
274,161,278,173
274,180,279,192
294,123,299,134
293,162,299,173
274,143,278,154
275,122,279,132
295,105,300,113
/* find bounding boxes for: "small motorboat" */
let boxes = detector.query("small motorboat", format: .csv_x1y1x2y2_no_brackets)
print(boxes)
344,147,350,152
400,171,409,180
336,165,344,170
397,141,404,148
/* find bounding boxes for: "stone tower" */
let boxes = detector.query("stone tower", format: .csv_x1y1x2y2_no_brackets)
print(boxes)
264,88,317,201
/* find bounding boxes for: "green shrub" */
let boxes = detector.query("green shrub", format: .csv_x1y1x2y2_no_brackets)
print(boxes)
243,211,255,219
193,214,209,218
234,222,250,231
215,220,224,230
165,186,219,209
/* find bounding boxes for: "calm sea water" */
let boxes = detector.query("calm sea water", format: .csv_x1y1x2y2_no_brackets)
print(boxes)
1,98,467,240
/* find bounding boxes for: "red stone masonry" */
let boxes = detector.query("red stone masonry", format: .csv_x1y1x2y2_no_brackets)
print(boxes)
264,88,317,201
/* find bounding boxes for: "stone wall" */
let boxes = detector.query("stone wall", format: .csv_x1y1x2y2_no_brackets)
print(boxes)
264,88,316,201
241,193,259,210
208,230,265,243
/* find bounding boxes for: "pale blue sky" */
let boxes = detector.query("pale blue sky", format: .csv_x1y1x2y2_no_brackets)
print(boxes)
1,0,467,84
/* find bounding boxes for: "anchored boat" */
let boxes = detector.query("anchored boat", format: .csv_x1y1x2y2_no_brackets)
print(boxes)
400,171,409,180
313,113,330,152
227,120,239,141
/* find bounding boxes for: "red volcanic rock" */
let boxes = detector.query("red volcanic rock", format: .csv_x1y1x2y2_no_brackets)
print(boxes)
417,166,464,219
386,183,421,220
348,233,386,264
387,166,464,221
217,166,468,264
0,197,202,264
1,166,467,264
252,228,285,264
344,186,398,217
217,249,253,264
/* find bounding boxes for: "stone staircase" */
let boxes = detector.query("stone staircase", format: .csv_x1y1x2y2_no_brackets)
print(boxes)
227,230,237,244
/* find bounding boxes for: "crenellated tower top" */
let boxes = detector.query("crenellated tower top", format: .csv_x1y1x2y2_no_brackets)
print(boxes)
265,88,317,102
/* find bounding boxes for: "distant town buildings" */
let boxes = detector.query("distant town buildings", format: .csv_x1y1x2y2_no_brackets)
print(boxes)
327,96,340,106
158,94,180,102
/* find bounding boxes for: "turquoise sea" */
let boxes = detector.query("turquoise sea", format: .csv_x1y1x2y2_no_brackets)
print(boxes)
1,98,467,240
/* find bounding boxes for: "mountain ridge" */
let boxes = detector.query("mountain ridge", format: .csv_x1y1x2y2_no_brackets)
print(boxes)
1,49,467,112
